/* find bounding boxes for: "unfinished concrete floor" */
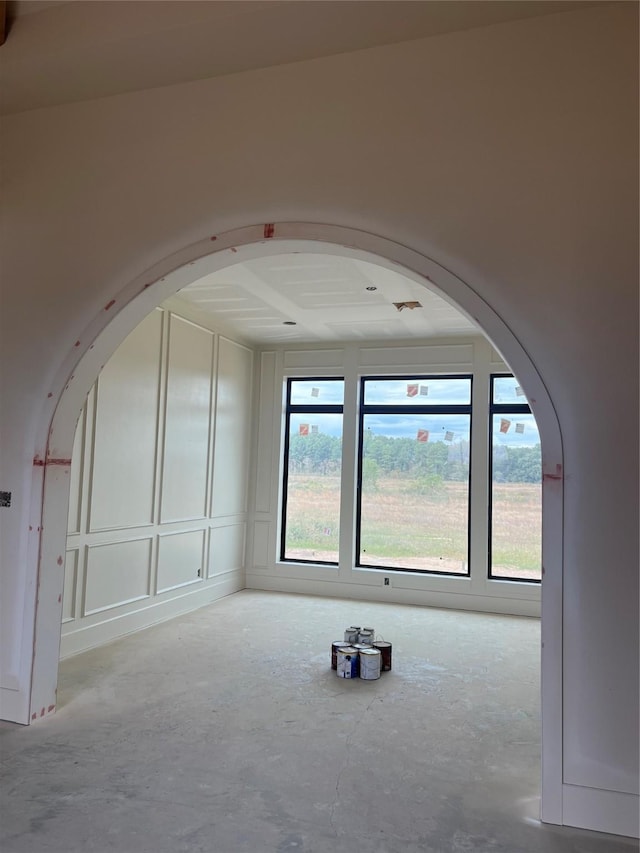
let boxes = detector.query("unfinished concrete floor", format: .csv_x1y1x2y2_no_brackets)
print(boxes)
1,591,636,853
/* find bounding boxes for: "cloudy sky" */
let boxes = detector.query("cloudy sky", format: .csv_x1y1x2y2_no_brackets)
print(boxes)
288,377,539,446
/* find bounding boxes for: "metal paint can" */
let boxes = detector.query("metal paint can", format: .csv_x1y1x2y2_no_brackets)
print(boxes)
358,628,374,644
373,641,392,671
359,648,381,680
337,647,359,679
331,641,350,670
353,643,369,650
344,626,360,643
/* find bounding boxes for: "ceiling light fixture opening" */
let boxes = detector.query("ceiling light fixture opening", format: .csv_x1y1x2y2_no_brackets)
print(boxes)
393,301,423,312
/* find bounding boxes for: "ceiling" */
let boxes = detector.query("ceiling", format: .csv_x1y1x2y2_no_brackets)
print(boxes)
1,1,600,115
172,252,478,345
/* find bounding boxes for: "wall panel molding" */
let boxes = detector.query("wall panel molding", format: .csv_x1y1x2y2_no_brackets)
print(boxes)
251,521,272,570
209,522,246,578
83,538,152,616
284,349,344,368
62,550,78,623
255,351,277,513
157,529,206,594
62,307,253,655
160,315,213,523
359,343,473,367
88,311,162,532
212,337,253,517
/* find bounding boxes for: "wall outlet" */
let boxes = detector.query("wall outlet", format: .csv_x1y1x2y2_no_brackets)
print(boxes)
384,577,390,586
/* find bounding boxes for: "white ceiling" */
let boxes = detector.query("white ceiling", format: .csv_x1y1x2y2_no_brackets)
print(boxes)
172,252,478,344
1,1,600,115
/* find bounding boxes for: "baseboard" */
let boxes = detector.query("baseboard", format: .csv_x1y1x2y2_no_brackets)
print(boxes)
245,572,541,617
562,784,640,839
59,573,244,659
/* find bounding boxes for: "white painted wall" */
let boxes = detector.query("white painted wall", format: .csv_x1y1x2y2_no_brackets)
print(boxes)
0,3,637,837
247,336,543,617
61,308,252,657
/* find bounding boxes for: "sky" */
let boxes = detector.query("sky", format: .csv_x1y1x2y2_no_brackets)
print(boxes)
288,377,540,447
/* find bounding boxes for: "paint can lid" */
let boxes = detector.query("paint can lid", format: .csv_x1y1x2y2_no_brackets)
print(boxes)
360,648,380,656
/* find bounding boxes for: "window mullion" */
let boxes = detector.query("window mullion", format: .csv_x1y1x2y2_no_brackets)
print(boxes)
468,341,491,592
337,346,359,579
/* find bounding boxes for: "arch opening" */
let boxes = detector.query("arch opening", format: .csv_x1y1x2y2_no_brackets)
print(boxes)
31,223,563,824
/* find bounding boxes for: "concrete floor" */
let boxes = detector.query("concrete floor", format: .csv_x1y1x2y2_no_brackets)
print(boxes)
1,591,636,853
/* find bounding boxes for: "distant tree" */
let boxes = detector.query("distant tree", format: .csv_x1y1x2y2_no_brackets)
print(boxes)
362,457,380,490
288,431,540,484
288,433,341,474
492,444,541,483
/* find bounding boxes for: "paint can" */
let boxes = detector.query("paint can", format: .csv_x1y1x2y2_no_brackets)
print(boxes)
353,643,369,650
358,628,375,644
373,641,392,671
344,626,360,643
337,647,359,679
359,648,381,680
332,641,350,670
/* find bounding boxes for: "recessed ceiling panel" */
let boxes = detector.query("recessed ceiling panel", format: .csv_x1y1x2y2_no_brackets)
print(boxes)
171,252,478,344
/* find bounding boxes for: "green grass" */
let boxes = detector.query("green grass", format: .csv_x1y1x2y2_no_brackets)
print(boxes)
284,475,541,579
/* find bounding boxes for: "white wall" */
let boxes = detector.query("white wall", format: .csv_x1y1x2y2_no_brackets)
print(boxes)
61,307,253,656
248,336,542,617
0,2,637,837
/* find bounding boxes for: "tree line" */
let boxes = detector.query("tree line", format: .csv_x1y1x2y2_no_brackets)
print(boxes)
288,432,541,483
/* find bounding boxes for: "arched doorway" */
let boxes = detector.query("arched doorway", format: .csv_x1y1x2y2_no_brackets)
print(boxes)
31,223,563,824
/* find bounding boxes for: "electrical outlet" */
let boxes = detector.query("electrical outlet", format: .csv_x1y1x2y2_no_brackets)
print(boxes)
384,577,390,586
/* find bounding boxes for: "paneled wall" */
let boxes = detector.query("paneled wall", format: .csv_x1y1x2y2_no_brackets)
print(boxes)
247,336,541,617
62,309,253,657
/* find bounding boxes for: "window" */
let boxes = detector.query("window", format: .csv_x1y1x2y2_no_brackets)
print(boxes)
280,379,344,564
280,371,542,585
489,375,541,582
356,376,472,575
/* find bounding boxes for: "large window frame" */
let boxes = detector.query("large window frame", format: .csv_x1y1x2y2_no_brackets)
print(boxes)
280,377,344,565
355,374,473,577
488,373,541,584
279,369,541,589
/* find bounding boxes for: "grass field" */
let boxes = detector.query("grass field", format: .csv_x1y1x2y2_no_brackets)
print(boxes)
284,475,541,580
490,482,542,579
